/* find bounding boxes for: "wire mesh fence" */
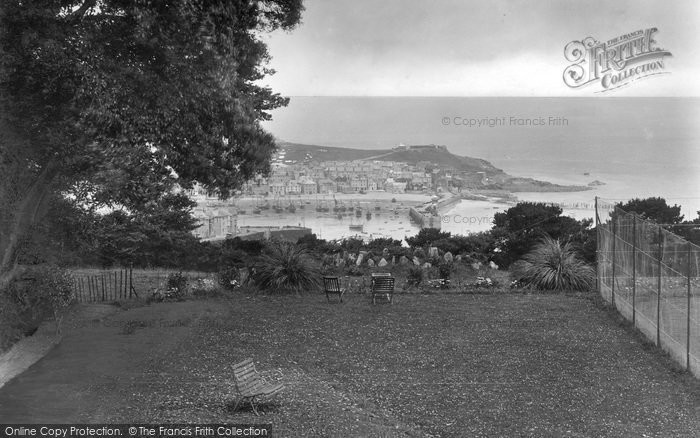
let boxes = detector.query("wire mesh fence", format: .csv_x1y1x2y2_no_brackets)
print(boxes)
597,202,700,378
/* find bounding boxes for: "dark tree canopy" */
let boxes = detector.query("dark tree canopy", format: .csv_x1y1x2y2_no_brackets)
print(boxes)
0,0,303,284
405,228,452,248
615,197,684,225
491,202,593,267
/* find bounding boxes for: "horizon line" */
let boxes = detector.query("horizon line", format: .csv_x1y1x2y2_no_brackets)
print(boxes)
280,95,699,99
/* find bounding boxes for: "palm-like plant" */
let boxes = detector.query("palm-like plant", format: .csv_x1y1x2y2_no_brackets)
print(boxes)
252,241,320,293
513,236,594,291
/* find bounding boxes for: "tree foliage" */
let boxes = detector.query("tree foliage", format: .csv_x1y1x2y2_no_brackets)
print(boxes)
615,197,683,224
491,202,593,268
405,228,452,248
0,0,303,284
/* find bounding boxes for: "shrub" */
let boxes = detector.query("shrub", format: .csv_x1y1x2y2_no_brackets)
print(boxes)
474,277,494,288
344,265,364,276
491,202,594,268
438,262,453,279
427,278,450,289
252,241,320,293
407,266,423,286
513,236,595,291
413,248,426,259
339,237,364,254
364,237,403,253
0,291,24,352
191,278,221,298
45,267,74,334
166,272,188,295
218,267,241,290
0,265,75,343
405,228,452,248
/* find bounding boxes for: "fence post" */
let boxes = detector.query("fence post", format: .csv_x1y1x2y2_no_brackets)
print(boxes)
595,197,599,294
688,242,692,371
612,214,617,308
657,226,662,346
129,264,134,298
632,215,637,326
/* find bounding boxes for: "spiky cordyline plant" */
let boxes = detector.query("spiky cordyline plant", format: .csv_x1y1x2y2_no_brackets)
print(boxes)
515,236,594,291
252,241,320,293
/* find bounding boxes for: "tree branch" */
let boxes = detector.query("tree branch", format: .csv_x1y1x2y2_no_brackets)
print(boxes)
70,0,97,21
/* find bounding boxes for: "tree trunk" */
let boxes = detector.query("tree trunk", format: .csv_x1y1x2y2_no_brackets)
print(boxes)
0,163,57,290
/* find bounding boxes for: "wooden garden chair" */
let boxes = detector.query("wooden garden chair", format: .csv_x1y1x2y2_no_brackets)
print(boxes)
232,358,284,415
323,276,345,303
371,275,395,304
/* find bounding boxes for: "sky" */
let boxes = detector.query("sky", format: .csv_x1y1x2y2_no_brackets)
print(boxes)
258,0,700,97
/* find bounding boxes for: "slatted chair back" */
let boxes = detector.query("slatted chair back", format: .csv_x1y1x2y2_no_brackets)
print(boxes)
371,276,395,304
231,358,284,415
233,358,258,394
323,276,341,292
323,276,345,303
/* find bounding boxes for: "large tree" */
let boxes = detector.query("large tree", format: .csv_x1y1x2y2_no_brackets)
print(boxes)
491,202,594,267
0,0,303,287
615,197,684,224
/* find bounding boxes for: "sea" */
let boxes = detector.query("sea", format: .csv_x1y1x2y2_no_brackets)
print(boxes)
259,97,700,239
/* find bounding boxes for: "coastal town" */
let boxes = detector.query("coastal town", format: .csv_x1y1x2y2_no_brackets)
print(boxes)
186,143,597,242
185,142,605,242
192,144,477,199
186,144,507,241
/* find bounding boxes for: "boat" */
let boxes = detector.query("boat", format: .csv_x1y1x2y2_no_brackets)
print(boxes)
349,224,364,231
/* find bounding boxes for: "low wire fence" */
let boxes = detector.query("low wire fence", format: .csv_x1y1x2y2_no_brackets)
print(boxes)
70,267,216,303
597,204,700,378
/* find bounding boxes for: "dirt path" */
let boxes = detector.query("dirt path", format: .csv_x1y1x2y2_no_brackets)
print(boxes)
0,300,220,422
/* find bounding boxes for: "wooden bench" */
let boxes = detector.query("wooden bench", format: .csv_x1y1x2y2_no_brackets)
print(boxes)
371,275,395,304
323,276,345,303
232,358,284,415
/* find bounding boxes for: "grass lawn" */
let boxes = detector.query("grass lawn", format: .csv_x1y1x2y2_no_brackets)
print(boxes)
1,291,699,437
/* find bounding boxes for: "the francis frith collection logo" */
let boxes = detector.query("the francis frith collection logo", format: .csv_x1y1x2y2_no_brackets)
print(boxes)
563,28,672,92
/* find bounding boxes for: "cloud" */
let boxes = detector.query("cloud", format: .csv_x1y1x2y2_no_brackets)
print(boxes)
259,0,700,96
